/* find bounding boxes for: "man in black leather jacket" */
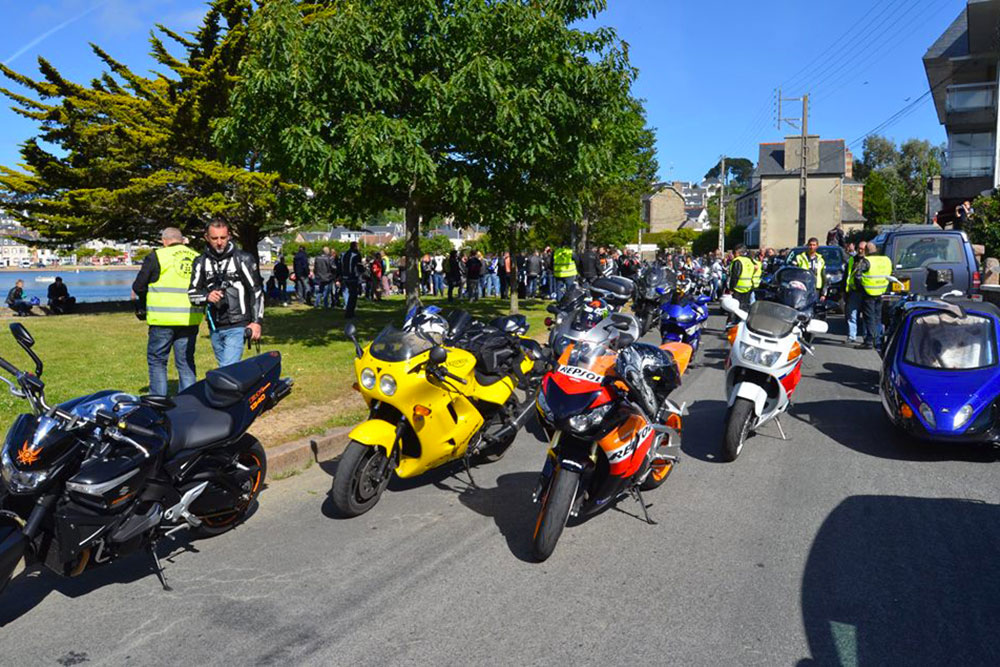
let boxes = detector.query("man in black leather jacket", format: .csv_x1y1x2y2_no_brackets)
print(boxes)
188,220,264,367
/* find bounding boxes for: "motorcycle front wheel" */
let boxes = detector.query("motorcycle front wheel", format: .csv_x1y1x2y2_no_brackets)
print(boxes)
722,398,755,462
531,466,579,562
331,441,393,517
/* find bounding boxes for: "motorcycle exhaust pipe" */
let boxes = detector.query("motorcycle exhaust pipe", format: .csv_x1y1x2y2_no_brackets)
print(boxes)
488,400,536,444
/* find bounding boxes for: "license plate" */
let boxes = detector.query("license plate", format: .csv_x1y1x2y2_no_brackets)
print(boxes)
891,279,910,293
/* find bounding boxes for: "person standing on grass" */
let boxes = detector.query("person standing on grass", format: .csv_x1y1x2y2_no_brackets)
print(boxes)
132,227,203,395
188,220,264,367
313,246,335,309
292,245,310,304
341,241,364,318
272,255,290,305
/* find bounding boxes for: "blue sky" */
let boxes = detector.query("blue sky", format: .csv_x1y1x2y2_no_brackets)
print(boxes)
0,0,965,183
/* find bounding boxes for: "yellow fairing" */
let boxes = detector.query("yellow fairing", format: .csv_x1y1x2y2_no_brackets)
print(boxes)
352,345,519,479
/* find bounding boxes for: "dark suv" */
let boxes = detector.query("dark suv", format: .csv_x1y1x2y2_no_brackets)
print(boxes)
871,225,980,296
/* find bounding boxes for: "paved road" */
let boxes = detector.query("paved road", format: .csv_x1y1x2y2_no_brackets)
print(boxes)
3,310,1000,666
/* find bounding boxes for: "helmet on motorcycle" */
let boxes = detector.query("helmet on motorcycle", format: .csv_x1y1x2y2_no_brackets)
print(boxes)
403,305,448,343
574,299,610,332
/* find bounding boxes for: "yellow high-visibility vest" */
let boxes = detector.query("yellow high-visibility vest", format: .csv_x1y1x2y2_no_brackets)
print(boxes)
732,256,754,293
553,247,577,278
861,255,892,296
794,252,826,290
146,245,203,327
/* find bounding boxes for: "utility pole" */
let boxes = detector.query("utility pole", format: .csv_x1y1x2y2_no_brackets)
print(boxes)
718,155,726,254
777,88,810,246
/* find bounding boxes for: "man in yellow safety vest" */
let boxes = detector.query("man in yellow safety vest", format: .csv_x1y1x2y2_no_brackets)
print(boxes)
794,237,827,302
853,241,892,350
553,246,577,299
132,227,204,395
727,244,756,312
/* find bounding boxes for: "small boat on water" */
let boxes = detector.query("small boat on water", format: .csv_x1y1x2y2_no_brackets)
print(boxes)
34,276,55,283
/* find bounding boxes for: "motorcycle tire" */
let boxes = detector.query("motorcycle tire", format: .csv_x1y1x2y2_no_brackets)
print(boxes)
531,466,579,562
722,398,755,462
192,440,267,537
331,441,392,517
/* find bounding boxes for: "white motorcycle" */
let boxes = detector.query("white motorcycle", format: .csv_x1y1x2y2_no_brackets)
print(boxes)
719,294,828,461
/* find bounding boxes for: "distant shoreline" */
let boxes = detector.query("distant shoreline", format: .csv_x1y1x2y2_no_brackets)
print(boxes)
0,265,138,272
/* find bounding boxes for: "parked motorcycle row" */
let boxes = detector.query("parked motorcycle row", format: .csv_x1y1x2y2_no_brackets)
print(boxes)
0,257,995,593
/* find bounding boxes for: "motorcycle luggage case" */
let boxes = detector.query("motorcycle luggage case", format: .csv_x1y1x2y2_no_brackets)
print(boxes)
591,276,634,308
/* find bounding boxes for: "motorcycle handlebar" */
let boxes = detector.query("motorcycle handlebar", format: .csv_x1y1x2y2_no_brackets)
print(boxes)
0,357,18,376
120,421,158,439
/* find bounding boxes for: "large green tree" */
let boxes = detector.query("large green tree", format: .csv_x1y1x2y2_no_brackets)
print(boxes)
705,157,754,189
0,0,292,252
856,134,942,226
216,0,648,310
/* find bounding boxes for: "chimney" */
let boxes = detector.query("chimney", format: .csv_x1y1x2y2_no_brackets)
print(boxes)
844,148,853,179
784,135,820,172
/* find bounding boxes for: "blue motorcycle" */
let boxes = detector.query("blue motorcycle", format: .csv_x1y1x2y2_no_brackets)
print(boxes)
659,293,710,354
880,295,1000,443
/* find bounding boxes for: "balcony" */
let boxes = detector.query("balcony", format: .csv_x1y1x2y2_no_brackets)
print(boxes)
945,83,998,129
942,149,995,178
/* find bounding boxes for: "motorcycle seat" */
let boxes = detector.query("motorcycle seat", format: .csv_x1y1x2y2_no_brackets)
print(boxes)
165,394,234,454
204,353,280,408
475,368,507,387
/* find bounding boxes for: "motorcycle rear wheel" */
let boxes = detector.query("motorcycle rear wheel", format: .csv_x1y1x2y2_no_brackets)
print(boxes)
531,466,579,562
331,441,393,517
192,440,267,537
722,398,755,462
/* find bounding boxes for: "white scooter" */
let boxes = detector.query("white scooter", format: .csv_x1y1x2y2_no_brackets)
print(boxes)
719,294,828,461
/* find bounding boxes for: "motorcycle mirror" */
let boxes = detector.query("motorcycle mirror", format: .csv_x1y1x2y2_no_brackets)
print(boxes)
9,323,33,348
546,304,558,314
806,319,829,335
344,323,362,358
9,323,42,377
429,345,448,366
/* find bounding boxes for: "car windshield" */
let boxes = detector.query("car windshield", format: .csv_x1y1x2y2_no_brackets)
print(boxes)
746,300,799,339
369,326,434,362
904,312,996,370
893,235,964,270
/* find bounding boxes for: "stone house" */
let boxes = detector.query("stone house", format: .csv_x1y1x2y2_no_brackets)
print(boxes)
641,183,686,233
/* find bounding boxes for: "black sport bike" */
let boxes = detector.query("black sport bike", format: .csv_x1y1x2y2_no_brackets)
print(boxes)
0,323,292,593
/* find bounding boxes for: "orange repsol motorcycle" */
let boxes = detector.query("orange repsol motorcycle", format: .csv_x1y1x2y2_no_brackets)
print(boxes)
531,307,691,561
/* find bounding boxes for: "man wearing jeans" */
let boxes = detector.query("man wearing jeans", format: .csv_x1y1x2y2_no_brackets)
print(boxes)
188,220,264,367
132,227,203,395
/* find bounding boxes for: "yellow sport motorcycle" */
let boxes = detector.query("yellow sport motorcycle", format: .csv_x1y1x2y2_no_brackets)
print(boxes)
334,312,543,516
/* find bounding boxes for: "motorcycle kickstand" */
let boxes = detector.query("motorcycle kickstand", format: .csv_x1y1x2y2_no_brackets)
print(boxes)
462,447,477,489
148,542,172,592
630,487,657,526
774,416,787,441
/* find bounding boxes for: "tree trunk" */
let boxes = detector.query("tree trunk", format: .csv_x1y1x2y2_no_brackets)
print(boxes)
239,221,261,264
576,216,589,256
404,193,422,310
508,225,519,314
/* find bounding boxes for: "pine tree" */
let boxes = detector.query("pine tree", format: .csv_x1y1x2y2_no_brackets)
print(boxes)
0,0,292,253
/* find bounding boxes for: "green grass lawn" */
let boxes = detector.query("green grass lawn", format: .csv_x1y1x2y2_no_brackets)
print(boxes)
0,296,550,447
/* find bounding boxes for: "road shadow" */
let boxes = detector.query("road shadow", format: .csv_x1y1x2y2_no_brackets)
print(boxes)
791,398,1000,463
812,361,880,394
799,495,1000,666
0,536,198,626
455,472,540,562
680,399,728,462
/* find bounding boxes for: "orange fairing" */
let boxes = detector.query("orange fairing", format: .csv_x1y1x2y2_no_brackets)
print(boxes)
599,413,655,478
660,342,692,376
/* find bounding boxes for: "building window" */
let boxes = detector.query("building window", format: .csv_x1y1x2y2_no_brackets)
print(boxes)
945,132,995,178
946,83,997,113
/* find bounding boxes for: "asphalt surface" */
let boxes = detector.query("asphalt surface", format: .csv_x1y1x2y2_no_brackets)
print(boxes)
3,309,1000,666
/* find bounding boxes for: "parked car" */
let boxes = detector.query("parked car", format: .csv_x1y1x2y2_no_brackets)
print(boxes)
783,245,849,305
871,224,979,297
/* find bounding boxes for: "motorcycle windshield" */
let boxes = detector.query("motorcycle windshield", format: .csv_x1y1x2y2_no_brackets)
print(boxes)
552,314,619,376
904,312,997,370
369,326,434,362
746,301,799,339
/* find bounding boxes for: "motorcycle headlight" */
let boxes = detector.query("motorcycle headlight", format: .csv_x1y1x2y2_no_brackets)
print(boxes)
567,403,612,433
918,402,936,428
360,368,376,390
953,404,974,430
1,447,50,494
740,343,781,367
379,374,397,396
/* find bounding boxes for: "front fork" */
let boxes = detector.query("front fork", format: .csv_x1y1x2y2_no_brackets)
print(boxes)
532,432,593,517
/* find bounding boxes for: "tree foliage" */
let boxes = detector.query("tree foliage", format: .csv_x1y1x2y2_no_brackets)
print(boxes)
705,157,753,189
856,135,942,226
0,1,293,252
216,0,649,310
969,189,1000,258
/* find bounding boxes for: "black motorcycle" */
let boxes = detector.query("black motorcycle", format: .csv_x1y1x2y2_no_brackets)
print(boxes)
0,323,292,593
632,265,676,335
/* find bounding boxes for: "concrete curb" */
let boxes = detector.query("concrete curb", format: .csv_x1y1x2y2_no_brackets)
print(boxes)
267,425,353,479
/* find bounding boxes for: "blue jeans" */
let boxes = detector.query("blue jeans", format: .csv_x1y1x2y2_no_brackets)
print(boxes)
211,326,246,367
846,291,862,340
315,281,333,308
432,273,444,296
527,276,538,297
480,275,491,297
556,276,575,299
147,325,198,396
